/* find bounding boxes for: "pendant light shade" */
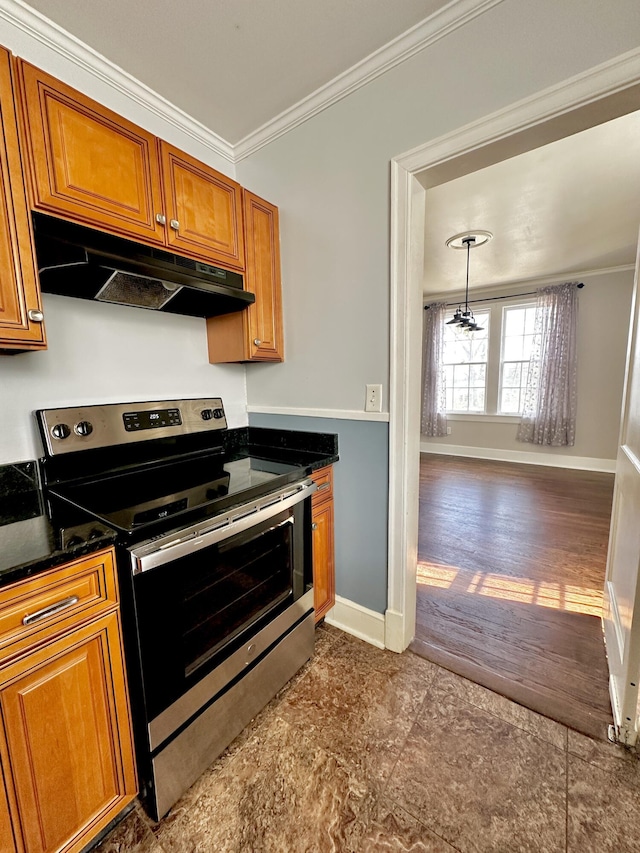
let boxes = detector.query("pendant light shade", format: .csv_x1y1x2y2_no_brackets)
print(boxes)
445,230,492,332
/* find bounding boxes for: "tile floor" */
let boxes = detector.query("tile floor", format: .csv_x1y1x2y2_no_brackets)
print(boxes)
96,624,640,853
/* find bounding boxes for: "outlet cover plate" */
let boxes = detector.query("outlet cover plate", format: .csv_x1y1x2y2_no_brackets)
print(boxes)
365,384,382,413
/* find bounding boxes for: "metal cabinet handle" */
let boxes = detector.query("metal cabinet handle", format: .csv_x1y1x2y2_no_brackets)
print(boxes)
317,482,331,492
156,213,167,225
253,339,262,346
28,309,44,322
170,219,180,230
22,595,79,626
311,522,318,530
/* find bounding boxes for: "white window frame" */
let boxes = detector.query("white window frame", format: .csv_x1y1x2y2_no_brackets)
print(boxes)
498,301,537,415
439,298,537,419
442,309,490,414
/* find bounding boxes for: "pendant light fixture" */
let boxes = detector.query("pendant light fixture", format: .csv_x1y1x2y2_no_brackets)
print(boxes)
445,230,493,333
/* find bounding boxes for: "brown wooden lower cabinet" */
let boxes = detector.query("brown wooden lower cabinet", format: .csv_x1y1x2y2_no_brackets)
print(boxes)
310,466,335,623
0,549,136,853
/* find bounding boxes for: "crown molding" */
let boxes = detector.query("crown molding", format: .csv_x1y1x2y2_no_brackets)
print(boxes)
0,0,235,163
233,0,506,161
424,264,636,303
398,46,640,175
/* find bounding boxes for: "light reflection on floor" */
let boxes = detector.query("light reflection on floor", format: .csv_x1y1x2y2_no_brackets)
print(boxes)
416,560,603,617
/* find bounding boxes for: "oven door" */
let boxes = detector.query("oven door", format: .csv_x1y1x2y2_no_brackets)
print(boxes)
128,480,315,723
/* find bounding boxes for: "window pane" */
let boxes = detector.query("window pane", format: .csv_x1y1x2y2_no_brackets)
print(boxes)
453,389,468,410
469,364,486,385
445,365,453,387
502,362,521,387
453,364,469,386
501,387,520,413
442,311,489,414
469,388,485,411
503,336,524,361
471,339,487,361
522,334,536,360
505,308,525,336
524,307,537,334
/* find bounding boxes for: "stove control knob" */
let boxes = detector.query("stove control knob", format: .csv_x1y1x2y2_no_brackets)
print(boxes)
51,423,71,440
88,527,102,540
74,420,94,437
200,408,213,421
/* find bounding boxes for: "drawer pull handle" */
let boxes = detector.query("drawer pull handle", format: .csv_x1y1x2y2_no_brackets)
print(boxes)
22,596,79,626
28,309,44,322
311,522,318,530
317,482,331,491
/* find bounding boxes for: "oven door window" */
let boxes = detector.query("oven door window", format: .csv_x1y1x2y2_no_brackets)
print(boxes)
134,507,297,719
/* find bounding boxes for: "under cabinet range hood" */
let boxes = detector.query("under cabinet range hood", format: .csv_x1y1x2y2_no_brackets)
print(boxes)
32,214,255,318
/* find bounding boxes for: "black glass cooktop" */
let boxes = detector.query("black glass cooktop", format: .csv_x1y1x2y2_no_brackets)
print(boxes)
48,453,304,535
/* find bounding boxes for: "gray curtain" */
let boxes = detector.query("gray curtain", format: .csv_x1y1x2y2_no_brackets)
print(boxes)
517,282,578,447
421,302,448,437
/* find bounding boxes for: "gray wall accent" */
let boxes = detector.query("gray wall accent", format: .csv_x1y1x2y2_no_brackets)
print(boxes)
249,413,389,614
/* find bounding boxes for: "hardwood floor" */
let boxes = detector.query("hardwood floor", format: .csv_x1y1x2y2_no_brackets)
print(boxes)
410,454,615,740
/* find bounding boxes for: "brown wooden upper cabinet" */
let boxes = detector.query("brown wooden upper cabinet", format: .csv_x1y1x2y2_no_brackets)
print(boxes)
0,49,46,352
207,190,284,362
15,60,244,271
160,143,244,268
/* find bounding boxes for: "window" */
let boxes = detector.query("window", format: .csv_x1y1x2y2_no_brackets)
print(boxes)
442,310,489,412
439,301,538,416
499,304,536,414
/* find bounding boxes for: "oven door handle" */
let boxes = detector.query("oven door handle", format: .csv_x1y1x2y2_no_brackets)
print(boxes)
130,479,317,574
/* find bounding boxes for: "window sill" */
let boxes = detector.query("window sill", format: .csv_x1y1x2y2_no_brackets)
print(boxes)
446,413,521,424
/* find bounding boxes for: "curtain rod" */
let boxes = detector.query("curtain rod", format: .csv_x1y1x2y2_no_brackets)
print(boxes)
424,282,584,309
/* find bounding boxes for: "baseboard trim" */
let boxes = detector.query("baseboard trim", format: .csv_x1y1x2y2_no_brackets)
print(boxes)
419,442,616,473
383,608,406,653
248,405,390,423
325,595,386,649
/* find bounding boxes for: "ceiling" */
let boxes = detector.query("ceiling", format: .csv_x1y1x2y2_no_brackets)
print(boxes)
18,1,640,295
23,0,449,144
423,110,640,295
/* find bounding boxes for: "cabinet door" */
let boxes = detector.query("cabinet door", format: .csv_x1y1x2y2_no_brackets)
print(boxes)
0,612,136,853
0,49,45,351
160,142,244,269
312,497,335,623
206,190,284,363
0,761,16,853
243,191,284,361
16,60,164,246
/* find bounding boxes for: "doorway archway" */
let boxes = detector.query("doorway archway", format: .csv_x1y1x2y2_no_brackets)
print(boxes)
385,49,640,653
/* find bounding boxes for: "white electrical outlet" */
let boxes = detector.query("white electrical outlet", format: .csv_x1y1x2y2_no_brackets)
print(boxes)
365,384,382,413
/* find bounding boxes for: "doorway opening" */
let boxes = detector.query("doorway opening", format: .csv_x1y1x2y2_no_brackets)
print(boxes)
412,112,639,738
386,57,640,739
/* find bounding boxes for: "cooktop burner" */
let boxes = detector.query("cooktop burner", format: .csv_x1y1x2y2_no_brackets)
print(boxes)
49,453,303,533
36,399,313,541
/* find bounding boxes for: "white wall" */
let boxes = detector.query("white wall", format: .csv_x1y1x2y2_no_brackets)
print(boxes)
0,295,247,463
421,270,634,466
0,13,247,465
236,0,640,418
235,0,640,614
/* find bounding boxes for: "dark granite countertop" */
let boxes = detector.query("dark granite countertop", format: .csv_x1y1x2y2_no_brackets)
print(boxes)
0,461,118,588
0,426,338,589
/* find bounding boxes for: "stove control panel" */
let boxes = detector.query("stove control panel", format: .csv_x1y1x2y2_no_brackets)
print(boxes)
37,398,227,456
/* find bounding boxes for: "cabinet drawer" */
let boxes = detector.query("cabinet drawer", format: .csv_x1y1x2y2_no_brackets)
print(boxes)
310,466,333,505
0,548,117,664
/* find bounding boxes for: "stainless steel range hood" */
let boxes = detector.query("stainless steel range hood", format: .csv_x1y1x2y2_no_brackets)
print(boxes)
32,213,255,318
